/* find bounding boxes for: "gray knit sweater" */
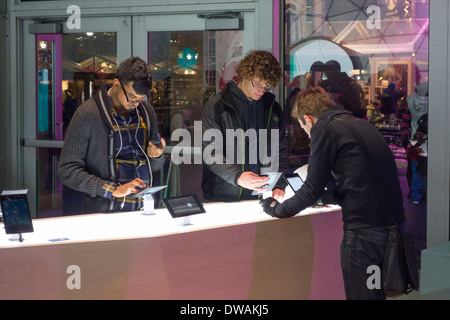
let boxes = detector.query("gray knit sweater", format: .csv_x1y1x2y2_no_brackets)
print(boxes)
57,87,164,213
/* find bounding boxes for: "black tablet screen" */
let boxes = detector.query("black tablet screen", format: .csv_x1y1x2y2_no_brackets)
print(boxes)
0,195,34,234
163,194,205,218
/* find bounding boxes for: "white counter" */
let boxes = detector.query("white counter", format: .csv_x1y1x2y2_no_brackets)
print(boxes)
0,200,340,248
0,200,344,300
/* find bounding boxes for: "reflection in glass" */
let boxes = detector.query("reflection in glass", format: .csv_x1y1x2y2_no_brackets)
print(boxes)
35,33,117,218
148,30,242,200
36,38,62,218
148,30,242,142
62,32,117,136
284,0,429,159
37,40,55,140
58,32,118,217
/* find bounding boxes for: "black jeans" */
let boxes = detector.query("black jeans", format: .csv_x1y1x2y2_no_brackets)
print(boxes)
340,226,388,300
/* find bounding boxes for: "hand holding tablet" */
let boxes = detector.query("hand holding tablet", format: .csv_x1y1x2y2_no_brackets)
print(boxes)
246,172,282,195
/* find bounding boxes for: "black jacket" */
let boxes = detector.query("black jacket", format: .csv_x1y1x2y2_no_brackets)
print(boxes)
201,81,289,202
274,107,405,230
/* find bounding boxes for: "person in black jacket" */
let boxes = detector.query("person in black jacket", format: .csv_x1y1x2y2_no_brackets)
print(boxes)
201,50,289,202
261,86,405,300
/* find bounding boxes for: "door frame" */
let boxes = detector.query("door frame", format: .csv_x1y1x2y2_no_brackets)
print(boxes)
132,11,256,61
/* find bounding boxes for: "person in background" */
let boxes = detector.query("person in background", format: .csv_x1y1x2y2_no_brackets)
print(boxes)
366,100,384,124
406,82,428,204
398,97,412,145
378,82,401,123
260,86,405,300
398,98,413,196
170,104,194,134
406,113,428,204
58,57,166,214
318,60,365,118
414,113,428,203
62,89,78,133
201,50,289,202
407,82,428,139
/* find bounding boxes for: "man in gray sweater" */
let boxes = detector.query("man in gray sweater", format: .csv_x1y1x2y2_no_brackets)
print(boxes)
58,57,165,214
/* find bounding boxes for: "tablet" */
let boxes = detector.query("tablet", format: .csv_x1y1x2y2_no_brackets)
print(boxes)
285,173,304,192
163,194,206,218
284,173,324,207
0,194,34,234
251,172,283,195
263,172,283,190
130,185,167,198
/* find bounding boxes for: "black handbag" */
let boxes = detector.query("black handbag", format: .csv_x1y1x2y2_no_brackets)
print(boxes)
382,225,419,297
335,117,419,297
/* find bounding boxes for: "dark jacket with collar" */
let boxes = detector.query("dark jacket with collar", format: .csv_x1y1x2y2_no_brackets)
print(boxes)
57,87,164,213
274,107,405,230
201,81,289,202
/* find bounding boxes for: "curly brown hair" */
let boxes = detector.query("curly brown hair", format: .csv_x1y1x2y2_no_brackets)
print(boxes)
292,86,334,124
235,50,282,88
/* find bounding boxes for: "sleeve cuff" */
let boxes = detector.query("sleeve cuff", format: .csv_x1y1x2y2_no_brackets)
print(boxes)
102,182,117,199
234,171,243,186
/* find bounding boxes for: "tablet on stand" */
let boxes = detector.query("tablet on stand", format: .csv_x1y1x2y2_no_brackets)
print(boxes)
0,190,34,243
162,194,206,226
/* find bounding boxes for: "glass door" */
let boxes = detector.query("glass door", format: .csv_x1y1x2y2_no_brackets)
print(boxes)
34,34,63,218
132,13,253,201
23,17,131,218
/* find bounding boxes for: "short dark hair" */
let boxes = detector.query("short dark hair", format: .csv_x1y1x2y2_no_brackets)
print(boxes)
116,57,152,95
292,86,334,124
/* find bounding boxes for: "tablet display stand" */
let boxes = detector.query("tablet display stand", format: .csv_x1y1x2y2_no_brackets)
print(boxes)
1,190,33,243
142,194,155,215
162,194,205,227
175,216,191,226
9,233,24,242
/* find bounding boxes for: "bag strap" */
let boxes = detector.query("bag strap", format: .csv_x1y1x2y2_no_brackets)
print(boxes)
333,117,397,228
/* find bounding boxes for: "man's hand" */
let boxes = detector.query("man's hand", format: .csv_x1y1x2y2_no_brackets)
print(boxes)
259,197,279,217
237,172,270,191
147,137,166,158
112,178,146,198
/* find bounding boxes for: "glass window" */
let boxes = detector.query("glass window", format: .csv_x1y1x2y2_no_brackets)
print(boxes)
35,32,117,218
284,0,429,155
148,30,242,201
283,0,429,249
36,36,61,218
149,30,242,140
60,32,117,216
62,32,117,137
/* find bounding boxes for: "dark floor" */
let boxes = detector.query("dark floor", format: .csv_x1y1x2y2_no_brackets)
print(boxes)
397,165,427,268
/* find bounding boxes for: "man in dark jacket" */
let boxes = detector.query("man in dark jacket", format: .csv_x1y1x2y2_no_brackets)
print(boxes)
58,57,165,214
378,82,402,121
202,50,289,202
261,86,405,300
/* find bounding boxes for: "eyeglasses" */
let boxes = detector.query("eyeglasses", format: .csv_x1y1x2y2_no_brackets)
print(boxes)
251,79,272,92
118,78,148,104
